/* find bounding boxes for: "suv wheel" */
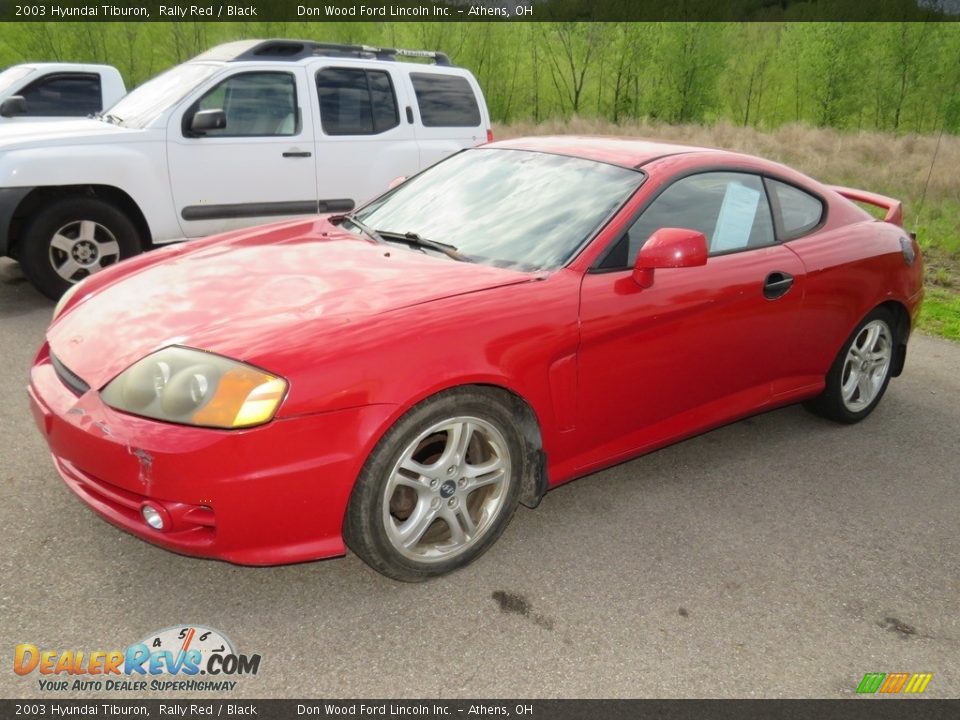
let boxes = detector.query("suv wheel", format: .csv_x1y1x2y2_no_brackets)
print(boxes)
19,196,142,300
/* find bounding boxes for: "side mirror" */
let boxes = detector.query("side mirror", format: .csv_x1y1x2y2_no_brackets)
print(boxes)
190,109,226,134
0,96,28,118
632,227,708,288
387,176,407,190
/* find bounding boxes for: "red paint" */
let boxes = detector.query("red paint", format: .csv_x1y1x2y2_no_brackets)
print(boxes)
30,138,924,566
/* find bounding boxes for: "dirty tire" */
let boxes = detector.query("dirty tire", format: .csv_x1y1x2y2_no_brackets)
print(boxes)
344,388,524,582
19,196,141,300
804,306,897,424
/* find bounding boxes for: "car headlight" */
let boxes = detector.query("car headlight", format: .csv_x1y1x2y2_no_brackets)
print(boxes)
100,346,287,429
52,279,87,321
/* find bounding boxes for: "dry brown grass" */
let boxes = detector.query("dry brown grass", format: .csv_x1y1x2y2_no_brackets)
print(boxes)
496,119,960,209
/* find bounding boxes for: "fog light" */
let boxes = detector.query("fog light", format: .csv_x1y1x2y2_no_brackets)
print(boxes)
141,505,165,531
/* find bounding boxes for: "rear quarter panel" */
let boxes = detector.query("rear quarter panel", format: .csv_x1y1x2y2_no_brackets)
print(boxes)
785,216,922,376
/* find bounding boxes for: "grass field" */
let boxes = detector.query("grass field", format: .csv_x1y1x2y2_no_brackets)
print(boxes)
498,120,960,341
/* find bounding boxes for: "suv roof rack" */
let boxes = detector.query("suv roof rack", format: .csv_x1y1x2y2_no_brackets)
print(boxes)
231,40,452,66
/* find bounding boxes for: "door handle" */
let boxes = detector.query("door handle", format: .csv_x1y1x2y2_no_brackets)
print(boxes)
282,151,312,158
763,271,794,300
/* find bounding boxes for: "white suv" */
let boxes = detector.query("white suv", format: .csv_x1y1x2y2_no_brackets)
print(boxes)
0,40,492,298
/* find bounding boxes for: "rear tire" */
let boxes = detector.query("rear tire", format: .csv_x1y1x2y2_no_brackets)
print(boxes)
804,307,897,424
344,388,524,582
19,196,142,300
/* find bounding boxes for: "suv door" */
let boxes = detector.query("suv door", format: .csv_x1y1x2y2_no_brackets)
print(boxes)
405,70,488,167
167,67,319,239
576,171,808,463
310,63,419,208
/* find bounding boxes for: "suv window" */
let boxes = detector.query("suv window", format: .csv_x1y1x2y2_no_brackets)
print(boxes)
18,73,102,116
188,72,297,137
410,73,481,127
600,172,775,269
769,179,823,238
316,68,398,136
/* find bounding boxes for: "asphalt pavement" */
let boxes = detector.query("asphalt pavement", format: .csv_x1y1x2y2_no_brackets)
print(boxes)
1,257,958,699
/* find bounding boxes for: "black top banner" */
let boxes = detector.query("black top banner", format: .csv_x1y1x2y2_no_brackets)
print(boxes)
0,0,958,23
2,700,960,720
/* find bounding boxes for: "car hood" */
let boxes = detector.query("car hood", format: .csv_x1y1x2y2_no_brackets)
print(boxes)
48,220,536,388
0,118,145,150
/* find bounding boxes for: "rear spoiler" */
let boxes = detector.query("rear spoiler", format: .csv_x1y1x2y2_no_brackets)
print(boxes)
829,185,903,227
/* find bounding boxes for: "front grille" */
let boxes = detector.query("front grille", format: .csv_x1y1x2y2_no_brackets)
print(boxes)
51,354,90,395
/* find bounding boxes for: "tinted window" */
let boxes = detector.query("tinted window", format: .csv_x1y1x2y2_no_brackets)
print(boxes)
18,74,102,116
410,73,481,127
316,68,398,136
188,72,297,137
600,172,775,269
769,179,823,238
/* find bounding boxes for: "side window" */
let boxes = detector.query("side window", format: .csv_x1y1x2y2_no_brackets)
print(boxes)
316,68,398,136
768,179,823,239
410,73,481,127
18,74,102,116
599,172,776,269
187,72,297,137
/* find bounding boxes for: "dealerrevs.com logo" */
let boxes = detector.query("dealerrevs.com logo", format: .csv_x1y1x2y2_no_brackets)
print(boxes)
14,626,261,693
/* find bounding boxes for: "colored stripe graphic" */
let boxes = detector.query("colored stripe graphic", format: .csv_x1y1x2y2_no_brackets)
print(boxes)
857,673,886,694
857,672,932,694
903,673,933,694
879,673,910,693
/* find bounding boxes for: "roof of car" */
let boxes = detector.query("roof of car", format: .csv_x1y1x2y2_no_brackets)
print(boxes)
486,136,724,169
192,39,453,66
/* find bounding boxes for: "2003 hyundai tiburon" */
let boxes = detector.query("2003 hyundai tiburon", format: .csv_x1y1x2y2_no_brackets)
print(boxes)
29,137,923,581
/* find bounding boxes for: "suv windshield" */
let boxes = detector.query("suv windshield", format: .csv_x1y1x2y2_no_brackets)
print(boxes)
0,66,33,94
354,148,643,271
106,62,222,128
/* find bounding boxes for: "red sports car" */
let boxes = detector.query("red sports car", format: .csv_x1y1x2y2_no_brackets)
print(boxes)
29,137,924,581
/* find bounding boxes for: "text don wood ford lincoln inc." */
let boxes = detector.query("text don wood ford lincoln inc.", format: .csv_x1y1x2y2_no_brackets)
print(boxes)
14,626,260,692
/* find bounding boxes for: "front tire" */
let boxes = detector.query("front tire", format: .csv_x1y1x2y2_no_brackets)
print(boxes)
344,389,524,582
19,196,142,300
805,307,897,423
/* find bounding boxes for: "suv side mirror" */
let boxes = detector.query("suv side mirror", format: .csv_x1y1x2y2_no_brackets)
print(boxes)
190,109,226,134
633,227,708,288
0,96,28,118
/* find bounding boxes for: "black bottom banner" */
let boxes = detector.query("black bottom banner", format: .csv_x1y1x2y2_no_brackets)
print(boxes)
3,699,960,720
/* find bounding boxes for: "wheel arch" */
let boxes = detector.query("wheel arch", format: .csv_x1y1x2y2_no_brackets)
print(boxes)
369,381,549,510
877,298,911,377
7,184,152,257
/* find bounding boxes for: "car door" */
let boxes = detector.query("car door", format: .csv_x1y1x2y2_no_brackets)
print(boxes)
309,63,420,210
404,70,489,168
575,171,808,466
167,67,319,239
11,72,103,121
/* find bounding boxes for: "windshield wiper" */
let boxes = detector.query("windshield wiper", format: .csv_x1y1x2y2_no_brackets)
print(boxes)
377,230,473,263
330,214,385,245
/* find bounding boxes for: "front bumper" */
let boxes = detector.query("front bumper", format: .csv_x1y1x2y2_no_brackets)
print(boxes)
28,344,395,565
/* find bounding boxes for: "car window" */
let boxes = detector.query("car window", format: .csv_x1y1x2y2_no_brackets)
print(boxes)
354,148,643,271
187,72,297,137
410,73,481,127
599,172,776,269
18,73,102,116
769,179,823,238
316,67,398,135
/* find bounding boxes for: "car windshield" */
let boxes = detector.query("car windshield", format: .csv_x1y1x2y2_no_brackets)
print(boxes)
353,148,644,271
106,62,222,128
0,66,33,93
